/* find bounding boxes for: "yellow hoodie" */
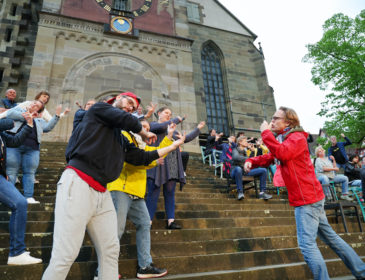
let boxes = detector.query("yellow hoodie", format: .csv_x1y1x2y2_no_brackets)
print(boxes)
107,131,173,198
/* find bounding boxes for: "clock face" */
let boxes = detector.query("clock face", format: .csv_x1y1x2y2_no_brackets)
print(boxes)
95,0,153,17
110,16,133,33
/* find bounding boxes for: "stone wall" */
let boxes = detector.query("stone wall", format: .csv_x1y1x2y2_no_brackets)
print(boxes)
174,1,276,137
0,0,42,99
27,12,201,152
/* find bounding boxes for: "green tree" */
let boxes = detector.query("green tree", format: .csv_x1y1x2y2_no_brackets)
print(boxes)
303,10,365,146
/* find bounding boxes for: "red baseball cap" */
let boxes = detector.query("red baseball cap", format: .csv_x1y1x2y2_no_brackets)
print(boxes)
106,92,141,107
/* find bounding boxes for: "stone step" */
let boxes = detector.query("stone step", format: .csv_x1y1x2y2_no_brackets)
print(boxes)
1,232,364,263
0,248,363,279
0,209,296,223
0,224,362,250
0,201,292,212
0,215,362,235
122,258,362,280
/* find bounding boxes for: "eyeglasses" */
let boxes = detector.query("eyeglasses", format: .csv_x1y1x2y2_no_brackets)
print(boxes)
271,116,284,121
123,97,137,112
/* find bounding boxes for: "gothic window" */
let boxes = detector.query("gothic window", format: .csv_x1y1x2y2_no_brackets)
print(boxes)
201,43,229,135
113,0,130,10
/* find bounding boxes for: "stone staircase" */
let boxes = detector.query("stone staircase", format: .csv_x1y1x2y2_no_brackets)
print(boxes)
0,142,364,279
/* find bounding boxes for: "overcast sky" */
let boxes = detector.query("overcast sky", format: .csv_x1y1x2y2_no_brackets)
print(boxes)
219,0,364,134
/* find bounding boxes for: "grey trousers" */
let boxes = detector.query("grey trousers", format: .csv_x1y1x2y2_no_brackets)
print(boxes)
42,169,119,280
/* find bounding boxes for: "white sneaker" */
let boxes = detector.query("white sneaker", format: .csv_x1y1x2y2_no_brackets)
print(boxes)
26,197,40,204
7,251,42,265
340,195,354,201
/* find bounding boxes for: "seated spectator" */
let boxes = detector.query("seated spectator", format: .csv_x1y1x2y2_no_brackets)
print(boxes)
328,133,352,169
236,131,245,139
255,137,269,156
345,155,365,201
314,146,353,201
205,129,222,156
0,89,17,113
0,115,42,265
6,101,61,204
217,135,236,175
231,136,272,200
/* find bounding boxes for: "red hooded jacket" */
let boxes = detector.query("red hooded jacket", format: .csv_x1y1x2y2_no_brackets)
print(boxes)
246,128,324,207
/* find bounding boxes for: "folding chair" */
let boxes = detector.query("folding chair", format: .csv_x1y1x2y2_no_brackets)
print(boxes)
212,150,223,179
200,146,212,166
323,184,362,233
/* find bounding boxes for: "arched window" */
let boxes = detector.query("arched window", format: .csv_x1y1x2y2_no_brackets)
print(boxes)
113,0,130,10
201,43,229,135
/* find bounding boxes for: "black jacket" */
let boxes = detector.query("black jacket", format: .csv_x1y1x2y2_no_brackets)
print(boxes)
0,118,32,177
66,102,159,187
344,161,361,182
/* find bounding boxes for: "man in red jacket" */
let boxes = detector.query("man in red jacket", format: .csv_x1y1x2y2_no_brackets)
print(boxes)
244,106,365,280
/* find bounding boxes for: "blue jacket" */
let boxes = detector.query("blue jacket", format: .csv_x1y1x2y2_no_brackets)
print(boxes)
6,106,59,144
216,142,237,174
0,118,32,176
328,137,352,162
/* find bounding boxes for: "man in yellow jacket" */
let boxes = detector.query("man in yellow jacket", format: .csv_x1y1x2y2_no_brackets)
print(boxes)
106,120,184,279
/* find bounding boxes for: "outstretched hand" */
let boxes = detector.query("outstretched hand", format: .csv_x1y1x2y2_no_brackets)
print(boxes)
173,131,186,147
260,120,272,132
167,123,177,140
142,131,157,145
22,112,34,126
145,102,157,119
197,121,206,130
63,108,71,116
55,105,62,116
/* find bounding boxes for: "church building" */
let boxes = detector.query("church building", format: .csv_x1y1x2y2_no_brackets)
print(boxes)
0,0,276,152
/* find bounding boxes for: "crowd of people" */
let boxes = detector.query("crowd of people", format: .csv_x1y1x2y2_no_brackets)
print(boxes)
0,87,365,280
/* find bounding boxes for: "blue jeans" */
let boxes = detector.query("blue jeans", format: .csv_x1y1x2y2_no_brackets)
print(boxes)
316,174,349,194
146,178,176,220
110,191,152,268
295,199,365,279
0,175,27,256
6,145,40,198
230,166,267,193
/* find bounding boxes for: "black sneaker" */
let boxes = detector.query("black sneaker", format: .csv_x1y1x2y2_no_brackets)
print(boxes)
137,264,168,279
166,221,181,230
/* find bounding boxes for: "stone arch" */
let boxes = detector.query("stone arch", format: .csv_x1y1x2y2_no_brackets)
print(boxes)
62,51,169,105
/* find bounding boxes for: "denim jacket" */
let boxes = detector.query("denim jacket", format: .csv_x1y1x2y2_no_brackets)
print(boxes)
6,106,59,143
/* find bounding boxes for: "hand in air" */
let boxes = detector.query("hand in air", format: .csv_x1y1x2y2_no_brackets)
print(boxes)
63,108,71,116
55,105,62,116
167,123,177,139
143,132,157,145
260,121,271,132
197,121,206,130
22,112,34,126
174,131,186,147
145,102,157,119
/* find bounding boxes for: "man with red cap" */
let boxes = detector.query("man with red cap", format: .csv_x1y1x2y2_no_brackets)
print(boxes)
42,92,157,280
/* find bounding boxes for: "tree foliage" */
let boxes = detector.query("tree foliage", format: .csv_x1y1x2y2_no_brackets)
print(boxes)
303,10,365,146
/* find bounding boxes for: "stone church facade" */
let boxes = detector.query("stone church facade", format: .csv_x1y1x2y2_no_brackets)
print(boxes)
0,0,276,152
